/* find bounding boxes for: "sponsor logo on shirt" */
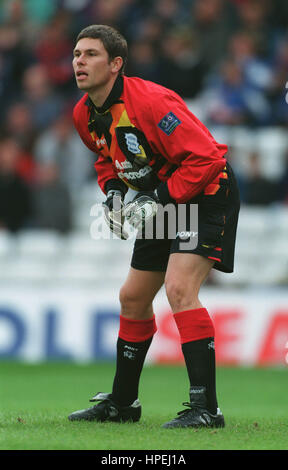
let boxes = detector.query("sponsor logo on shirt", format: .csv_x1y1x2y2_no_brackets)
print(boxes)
158,111,181,136
124,133,141,154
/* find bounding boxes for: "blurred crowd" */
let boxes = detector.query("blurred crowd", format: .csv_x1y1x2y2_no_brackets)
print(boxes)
0,0,288,234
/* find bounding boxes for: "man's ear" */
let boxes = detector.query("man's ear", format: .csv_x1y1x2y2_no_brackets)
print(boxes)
111,56,123,74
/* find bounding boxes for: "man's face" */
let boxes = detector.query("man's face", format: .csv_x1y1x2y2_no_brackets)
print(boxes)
72,37,115,92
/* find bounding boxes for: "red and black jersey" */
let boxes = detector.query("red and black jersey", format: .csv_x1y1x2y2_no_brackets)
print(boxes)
73,75,227,203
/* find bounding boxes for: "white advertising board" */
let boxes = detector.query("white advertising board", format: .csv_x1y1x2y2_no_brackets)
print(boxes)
0,286,287,366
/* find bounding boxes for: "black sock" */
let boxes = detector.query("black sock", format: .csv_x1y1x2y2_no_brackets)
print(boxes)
111,336,153,406
181,337,218,414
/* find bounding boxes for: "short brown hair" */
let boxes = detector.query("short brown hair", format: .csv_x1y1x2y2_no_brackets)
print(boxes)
76,24,128,75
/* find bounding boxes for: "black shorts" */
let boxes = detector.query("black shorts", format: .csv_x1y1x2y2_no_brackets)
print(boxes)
131,163,240,273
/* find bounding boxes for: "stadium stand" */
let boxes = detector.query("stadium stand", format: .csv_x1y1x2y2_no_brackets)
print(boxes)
0,0,287,288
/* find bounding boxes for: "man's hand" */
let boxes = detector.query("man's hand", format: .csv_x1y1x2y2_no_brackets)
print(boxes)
123,192,159,231
102,189,129,240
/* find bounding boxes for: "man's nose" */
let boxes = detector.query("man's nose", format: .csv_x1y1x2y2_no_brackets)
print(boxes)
76,54,86,65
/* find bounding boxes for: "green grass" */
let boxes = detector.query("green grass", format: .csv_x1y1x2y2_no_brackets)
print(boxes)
0,362,287,450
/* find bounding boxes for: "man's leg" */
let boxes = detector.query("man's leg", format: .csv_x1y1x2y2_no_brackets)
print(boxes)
68,268,164,422
163,253,224,428
111,268,165,406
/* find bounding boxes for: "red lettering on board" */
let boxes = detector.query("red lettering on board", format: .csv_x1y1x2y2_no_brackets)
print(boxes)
212,310,243,365
258,312,288,365
155,311,183,363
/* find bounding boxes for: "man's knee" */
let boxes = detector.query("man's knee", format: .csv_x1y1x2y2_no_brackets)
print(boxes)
119,284,153,319
119,284,138,310
165,278,190,312
164,273,202,313
165,254,214,312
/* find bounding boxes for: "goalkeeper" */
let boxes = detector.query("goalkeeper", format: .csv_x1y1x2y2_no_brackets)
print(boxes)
68,25,240,428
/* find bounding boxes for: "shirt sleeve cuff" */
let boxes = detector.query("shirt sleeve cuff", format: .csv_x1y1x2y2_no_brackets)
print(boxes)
104,179,128,196
156,181,176,205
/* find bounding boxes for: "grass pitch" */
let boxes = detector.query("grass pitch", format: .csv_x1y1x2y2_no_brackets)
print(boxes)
0,362,287,451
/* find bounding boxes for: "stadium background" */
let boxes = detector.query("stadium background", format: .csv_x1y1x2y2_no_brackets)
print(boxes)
0,0,287,368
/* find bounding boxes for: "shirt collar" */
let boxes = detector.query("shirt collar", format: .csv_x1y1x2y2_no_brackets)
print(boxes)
85,74,124,114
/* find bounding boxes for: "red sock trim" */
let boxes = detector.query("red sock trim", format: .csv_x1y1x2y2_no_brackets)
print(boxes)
173,308,214,344
119,315,157,343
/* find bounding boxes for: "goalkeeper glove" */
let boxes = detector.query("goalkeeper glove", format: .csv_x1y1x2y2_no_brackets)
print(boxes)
123,192,159,231
102,189,129,240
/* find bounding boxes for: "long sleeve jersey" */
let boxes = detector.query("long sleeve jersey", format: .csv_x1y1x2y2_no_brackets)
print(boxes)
73,75,228,203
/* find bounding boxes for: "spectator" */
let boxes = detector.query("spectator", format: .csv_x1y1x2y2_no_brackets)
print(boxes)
243,151,281,205
2,103,36,184
0,23,34,123
236,0,271,41
202,56,272,126
5,102,36,154
189,0,238,72
0,0,58,26
127,14,165,45
269,0,288,32
270,36,288,126
157,26,207,98
34,10,75,94
21,64,66,132
31,161,72,233
58,0,95,37
126,39,161,82
201,58,251,126
0,136,31,232
33,113,94,198
228,30,273,93
90,0,133,30
152,0,186,29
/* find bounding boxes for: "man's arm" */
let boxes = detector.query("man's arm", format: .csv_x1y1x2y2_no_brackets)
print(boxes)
147,93,227,204
94,155,126,195
73,97,129,237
